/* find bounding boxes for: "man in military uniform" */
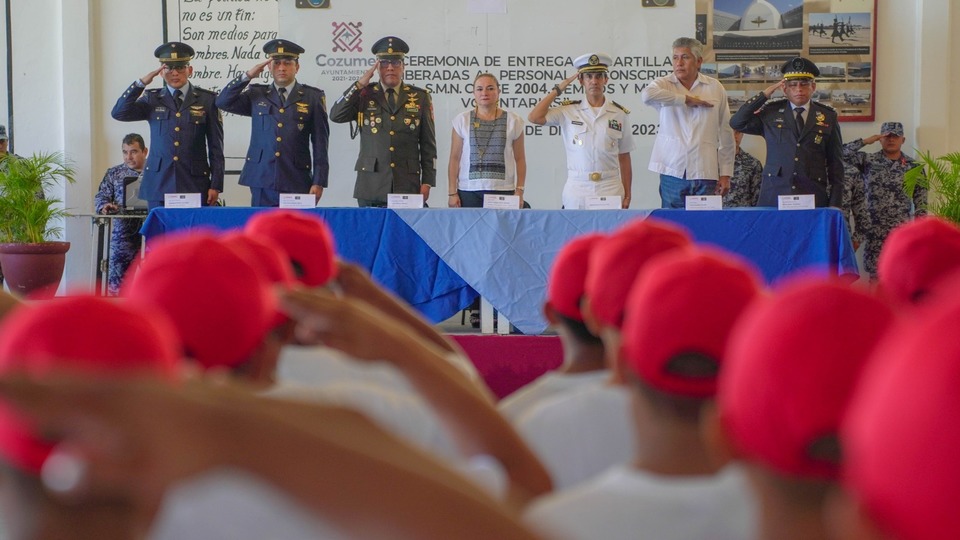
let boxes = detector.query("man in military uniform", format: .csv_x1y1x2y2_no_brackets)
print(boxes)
723,130,762,208
730,56,844,207
842,121,927,278
529,53,634,209
111,42,224,209
216,39,329,207
94,134,148,295
329,36,436,207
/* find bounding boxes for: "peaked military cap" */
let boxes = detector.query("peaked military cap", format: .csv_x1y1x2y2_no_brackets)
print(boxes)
371,36,409,60
574,53,613,74
263,39,305,59
154,42,194,67
781,56,819,80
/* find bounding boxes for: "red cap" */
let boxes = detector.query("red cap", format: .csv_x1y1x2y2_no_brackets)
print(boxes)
221,231,296,287
244,210,338,287
843,294,960,540
720,277,896,479
621,248,761,397
546,233,606,321
123,233,277,370
0,296,180,473
585,219,692,329
877,217,960,305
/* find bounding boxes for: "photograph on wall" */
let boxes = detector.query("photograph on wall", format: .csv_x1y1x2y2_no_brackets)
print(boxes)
697,0,877,120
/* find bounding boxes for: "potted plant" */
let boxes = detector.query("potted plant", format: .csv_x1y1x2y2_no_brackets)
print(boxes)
0,152,76,297
904,150,960,225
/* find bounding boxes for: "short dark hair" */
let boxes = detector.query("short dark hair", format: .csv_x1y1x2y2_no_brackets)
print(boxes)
627,353,717,423
122,133,146,150
555,312,602,346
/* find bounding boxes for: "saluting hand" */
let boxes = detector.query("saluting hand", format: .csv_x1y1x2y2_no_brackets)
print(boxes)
246,59,272,80
140,66,164,86
863,134,883,145
359,61,380,86
763,80,785,99
556,72,579,94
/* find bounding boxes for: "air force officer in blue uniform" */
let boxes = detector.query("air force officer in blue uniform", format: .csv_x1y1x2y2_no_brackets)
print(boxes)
111,42,224,209
730,57,843,208
216,39,330,206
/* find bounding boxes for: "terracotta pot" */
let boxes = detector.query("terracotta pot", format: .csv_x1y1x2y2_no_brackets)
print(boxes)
0,242,70,298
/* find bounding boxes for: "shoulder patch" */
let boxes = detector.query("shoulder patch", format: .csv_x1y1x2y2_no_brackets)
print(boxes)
561,99,581,106
612,100,630,114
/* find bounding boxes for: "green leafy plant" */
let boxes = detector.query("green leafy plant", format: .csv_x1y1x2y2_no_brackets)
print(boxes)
904,150,960,225
0,152,76,244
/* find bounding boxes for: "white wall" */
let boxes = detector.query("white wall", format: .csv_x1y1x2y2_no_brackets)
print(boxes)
1,0,957,291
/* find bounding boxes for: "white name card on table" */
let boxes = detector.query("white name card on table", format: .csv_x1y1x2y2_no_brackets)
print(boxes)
483,194,520,209
685,195,723,211
778,194,816,210
584,196,621,210
164,193,202,208
279,193,317,209
387,194,424,209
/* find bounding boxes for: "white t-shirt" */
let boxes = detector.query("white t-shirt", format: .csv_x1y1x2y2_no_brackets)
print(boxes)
525,465,757,540
452,109,524,192
149,469,345,540
514,383,636,489
498,370,610,422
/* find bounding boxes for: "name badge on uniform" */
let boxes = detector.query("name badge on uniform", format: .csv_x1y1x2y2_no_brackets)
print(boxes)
571,120,584,126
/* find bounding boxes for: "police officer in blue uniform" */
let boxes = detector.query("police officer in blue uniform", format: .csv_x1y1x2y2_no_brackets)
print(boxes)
730,57,843,207
329,36,437,207
216,39,330,207
111,42,224,209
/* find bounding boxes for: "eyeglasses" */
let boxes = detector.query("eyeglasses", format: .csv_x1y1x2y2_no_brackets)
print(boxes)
380,59,403,67
785,80,813,88
164,65,189,72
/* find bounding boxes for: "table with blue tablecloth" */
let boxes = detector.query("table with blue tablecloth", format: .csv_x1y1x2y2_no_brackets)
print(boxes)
142,207,858,335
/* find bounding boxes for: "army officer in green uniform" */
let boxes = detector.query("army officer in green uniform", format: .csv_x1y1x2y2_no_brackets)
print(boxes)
330,36,437,207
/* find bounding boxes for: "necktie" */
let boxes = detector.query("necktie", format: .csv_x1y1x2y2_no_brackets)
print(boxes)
278,87,287,105
795,107,805,137
173,89,183,109
387,88,397,111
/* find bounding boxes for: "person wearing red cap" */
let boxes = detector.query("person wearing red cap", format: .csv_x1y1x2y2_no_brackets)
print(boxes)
836,291,960,540
498,234,608,422
512,219,692,489
712,278,896,540
875,216,960,306
0,296,180,539
526,249,761,540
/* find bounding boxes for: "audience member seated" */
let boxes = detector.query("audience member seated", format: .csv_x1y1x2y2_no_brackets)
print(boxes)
514,218,691,489
499,233,608,422
525,248,761,540
713,277,896,540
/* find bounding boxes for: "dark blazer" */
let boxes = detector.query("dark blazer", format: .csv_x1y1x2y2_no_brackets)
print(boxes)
216,76,329,201
329,81,437,202
112,81,224,203
730,94,843,207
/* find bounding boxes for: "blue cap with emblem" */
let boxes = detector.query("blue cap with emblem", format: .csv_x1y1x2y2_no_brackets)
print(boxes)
781,56,820,80
574,53,613,74
263,39,305,60
154,41,194,67
371,36,409,60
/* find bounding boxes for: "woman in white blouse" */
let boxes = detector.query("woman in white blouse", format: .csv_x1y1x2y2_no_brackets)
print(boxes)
448,73,527,208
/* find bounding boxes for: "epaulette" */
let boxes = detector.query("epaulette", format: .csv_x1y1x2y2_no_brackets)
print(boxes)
299,83,323,92
812,100,835,111
195,87,217,95
403,84,428,94
757,97,786,111
611,100,630,114
561,99,581,106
